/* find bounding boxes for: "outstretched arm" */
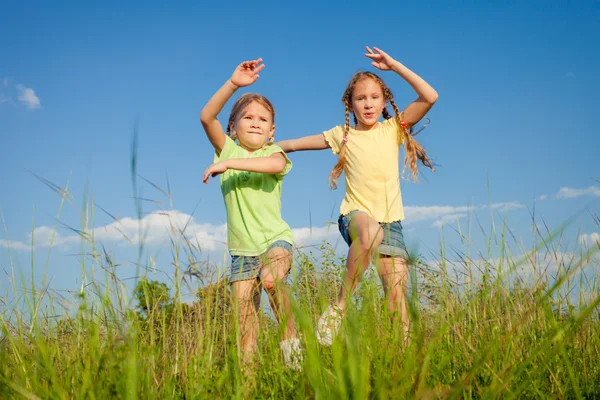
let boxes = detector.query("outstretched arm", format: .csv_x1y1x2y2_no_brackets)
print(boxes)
203,153,287,183
365,46,438,127
200,58,264,153
277,134,330,153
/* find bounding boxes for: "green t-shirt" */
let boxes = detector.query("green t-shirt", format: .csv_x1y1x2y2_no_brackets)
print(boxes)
215,136,294,256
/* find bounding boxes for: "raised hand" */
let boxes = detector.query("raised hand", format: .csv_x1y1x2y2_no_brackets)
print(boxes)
230,58,265,88
364,46,397,71
203,161,229,183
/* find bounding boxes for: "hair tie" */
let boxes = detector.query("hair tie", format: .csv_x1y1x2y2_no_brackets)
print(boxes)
343,136,349,144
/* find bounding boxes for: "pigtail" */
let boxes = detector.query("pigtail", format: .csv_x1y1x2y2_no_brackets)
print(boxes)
328,101,352,189
388,95,434,181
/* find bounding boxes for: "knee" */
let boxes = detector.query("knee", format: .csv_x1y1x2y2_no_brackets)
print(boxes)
261,277,277,292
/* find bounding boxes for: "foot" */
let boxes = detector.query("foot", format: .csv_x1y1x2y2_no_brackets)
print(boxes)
316,304,344,346
279,337,303,371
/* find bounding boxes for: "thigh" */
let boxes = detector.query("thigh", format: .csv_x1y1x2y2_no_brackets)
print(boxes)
348,212,384,248
377,256,408,294
231,279,261,314
260,241,293,284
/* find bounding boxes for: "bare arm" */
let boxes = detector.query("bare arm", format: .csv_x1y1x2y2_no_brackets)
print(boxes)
199,79,239,153
277,134,330,153
366,47,438,127
199,59,265,153
203,153,287,183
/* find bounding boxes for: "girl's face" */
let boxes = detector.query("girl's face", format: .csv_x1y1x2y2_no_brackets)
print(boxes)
351,78,386,130
231,100,275,152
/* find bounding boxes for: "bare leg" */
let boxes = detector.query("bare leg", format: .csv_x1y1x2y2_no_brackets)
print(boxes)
336,212,383,310
377,256,409,345
231,279,261,366
260,247,296,340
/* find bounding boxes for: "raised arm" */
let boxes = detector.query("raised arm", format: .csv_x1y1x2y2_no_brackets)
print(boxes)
277,134,330,153
200,59,264,153
365,46,438,127
203,153,287,183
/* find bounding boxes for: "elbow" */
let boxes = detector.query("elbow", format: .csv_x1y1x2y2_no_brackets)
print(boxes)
273,158,287,174
199,109,213,126
426,90,439,105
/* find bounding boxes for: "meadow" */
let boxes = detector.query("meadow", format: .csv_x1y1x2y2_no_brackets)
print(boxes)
1,202,599,399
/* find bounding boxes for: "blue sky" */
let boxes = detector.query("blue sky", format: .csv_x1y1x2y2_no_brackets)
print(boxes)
1,1,599,305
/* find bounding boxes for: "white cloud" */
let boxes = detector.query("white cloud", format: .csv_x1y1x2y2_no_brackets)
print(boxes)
433,213,468,228
16,85,41,109
0,239,31,251
405,201,524,228
0,210,342,255
538,194,548,200
580,232,600,248
292,225,338,249
556,186,600,199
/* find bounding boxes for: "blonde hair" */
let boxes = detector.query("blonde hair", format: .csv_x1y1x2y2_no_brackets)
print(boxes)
227,93,276,144
328,71,434,189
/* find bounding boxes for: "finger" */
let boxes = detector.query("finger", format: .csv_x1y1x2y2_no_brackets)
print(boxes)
372,46,387,56
366,46,375,54
248,58,263,70
364,53,378,59
253,64,265,74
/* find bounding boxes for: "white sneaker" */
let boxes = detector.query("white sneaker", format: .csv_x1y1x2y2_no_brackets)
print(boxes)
316,304,344,346
279,337,303,371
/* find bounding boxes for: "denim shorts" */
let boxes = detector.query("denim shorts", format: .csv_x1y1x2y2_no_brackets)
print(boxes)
230,240,293,283
338,210,409,260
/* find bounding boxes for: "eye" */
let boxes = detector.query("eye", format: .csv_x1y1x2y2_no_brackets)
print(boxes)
244,116,251,119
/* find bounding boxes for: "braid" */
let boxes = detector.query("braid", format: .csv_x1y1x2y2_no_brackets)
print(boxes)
328,101,351,189
382,107,391,120
388,96,434,181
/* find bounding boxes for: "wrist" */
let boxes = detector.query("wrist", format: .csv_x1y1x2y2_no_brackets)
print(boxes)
391,60,405,73
227,79,239,90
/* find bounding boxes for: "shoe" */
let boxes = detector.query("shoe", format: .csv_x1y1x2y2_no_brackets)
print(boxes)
279,337,303,371
316,304,344,346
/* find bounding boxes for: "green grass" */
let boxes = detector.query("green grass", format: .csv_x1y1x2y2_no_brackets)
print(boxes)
1,215,599,399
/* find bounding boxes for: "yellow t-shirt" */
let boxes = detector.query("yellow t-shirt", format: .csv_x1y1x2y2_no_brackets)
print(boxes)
323,117,406,223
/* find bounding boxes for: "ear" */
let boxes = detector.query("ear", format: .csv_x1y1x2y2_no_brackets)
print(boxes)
268,124,276,138
229,121,237,137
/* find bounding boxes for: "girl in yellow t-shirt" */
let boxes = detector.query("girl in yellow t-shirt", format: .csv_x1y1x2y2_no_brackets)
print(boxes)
200,58,302,371
278,46,438,346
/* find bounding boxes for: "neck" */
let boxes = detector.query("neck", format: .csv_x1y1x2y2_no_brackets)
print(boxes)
355,121,379,131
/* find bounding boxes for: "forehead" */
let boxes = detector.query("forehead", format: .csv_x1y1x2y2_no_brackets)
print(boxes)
241,100,273,117
353,78,383,95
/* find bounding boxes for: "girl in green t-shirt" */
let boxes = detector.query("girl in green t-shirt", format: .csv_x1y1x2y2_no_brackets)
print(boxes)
200,58,302,371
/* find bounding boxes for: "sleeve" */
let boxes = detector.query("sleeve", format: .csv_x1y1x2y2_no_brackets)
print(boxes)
264,144,293,176
214,135,237,163
382,115,405,146
322,125,345,155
